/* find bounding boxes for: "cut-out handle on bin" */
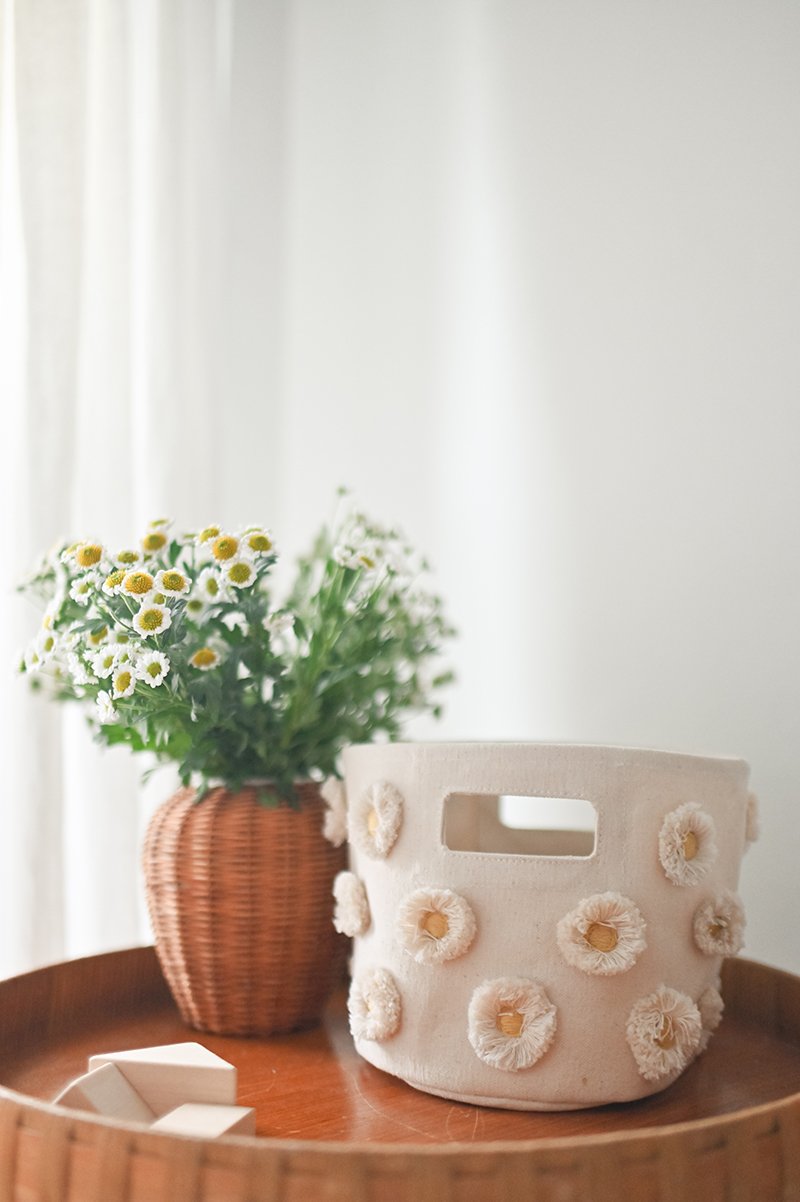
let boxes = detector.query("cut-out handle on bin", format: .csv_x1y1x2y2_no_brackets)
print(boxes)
441,791,599,858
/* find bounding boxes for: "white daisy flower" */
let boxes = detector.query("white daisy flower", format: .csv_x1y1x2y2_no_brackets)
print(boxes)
37,630,58,661
184,595,208,621
101,568,127,597
626,985,702,1082
347,967,401,1042
137,650,170,688
23,643,43,672
658,803,718,886
556,892,647,976
333,541,381,571
222,558,257,589
132,603,172,638
140,527,169,555
692,891,746,957
210,533,242,564
69,573,99,606
222,611,249,635
114,548,141,568
154,569,190,597
241,528,274,557
111,665,136,699
189,646,220,671
263,610,294,635
196,567,227,604
91,646,120,679
350,780,404,859
195,524,222,549
697,985,724,1052
85,625,111,648
397,887,477,965
72,542,105,571
467,978,557,1072
67,652,95,686
333,872,371,937
121,570,155,599
95,690,118,725
321,777,348,847
744,792,760,848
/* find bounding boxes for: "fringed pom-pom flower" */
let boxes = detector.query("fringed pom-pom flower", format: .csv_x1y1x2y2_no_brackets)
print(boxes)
658,803,717,886
348,967,401,1041
693,890,746,957
321,777,348,847
397,887,477,965
333,871,371,937
697,985,724,1052
745,792,760,849
556,891,647,976
467,978,557,1072
626,985,702,1082
350,780,404,859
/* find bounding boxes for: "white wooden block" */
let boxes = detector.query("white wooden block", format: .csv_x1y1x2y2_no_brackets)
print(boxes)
150,1103,256,1138
53,1063,155,1123
88,1042,236,1117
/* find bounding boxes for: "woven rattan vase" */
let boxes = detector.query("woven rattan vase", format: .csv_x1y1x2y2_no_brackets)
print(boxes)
142,782,348,1035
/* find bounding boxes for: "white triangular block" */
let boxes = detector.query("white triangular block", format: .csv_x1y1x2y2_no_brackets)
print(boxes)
151,1103,256,1138
88,1042,236,1117
54,1063,155,1123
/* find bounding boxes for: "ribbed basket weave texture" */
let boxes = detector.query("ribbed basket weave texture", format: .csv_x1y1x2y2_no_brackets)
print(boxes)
142,782,348,1035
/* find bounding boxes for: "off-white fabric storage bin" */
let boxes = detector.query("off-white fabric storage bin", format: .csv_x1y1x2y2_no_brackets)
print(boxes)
336,743,754,1111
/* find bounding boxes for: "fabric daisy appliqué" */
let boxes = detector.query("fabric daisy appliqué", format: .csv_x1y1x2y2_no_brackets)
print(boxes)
692,890,746,957
332,872,371,937
626,985,702,1081
348,967,402,1042
397,887,477,965
467,978,557,1072
556,891,647,976
321,776,348,848
658,803,718,886
350,780,404,859
697,984,724,1052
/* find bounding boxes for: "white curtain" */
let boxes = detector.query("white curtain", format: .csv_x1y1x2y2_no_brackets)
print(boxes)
1,0,799,979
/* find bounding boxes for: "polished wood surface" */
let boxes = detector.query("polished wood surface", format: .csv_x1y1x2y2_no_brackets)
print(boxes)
1,947,799,1146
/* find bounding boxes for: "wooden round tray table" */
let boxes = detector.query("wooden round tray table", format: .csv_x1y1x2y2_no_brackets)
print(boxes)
0,947,798,1201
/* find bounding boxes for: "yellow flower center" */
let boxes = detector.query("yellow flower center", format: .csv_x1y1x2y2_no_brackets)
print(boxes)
199,526,220,542
228,562,253,584
124,572,154,595
152,592,166,604
212,536,239,561
88,627,108,646
682,830,699,860
585,922,618,953
117,550,139,565
422,911,449,940
191,647,218,668
247,533,272,553
116,635,130,644
149,518,170,528
161,571,186,592
43,636,55,653
205,577,220,597
496,1010,524,1038
367,808,379,836
43,614,53,630
105,570,126,590
358,553,376,569
76,544,103,568
139,608,164,631
186,599,204,614
100,653,115,670
115,670,132,693
141,531,168,552
145,661,162,679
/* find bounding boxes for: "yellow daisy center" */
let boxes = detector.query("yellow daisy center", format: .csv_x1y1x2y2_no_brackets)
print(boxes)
161,571,186,591
76,544,103,568
186,599,204,614
100,653,115,670
422,911,449,940
139,608,165,631
43,614,53,630
191,647,218,668
228,562,253,584
199,525,220,542
496,1010,524,1038
42,636,55,654
247,533,272,553
585,922,619,953
682,830,699,860
117,550,139,565
116,635,130,644
105,570,125,590
141,531,168,553
114,670,132,692
204,577,220,597
212,536,239,561
152,592,166,604
88,627,108,646
358,553,376,568
145,661,162,679
124,572,154,595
